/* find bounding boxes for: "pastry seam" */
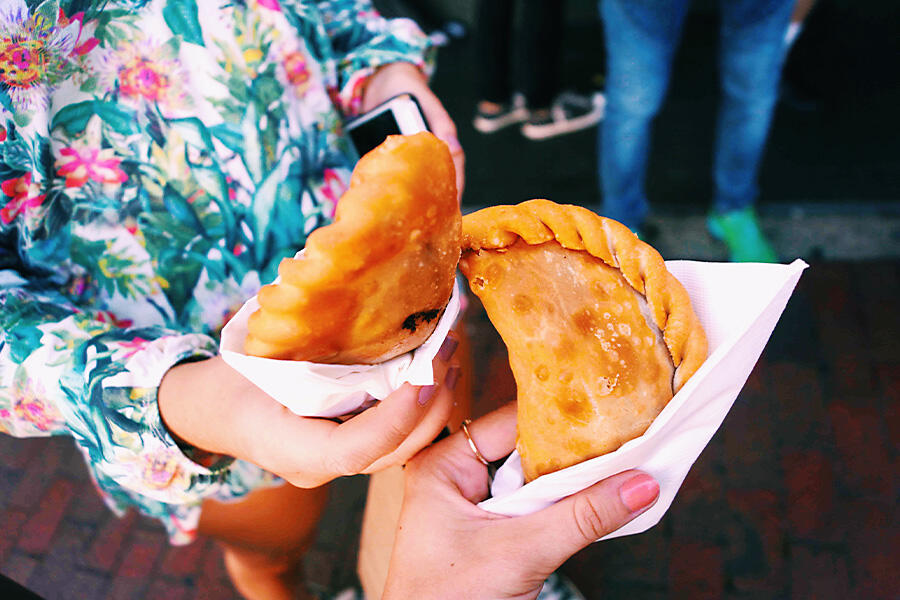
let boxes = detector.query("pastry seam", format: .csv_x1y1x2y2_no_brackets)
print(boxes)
461,198,707,391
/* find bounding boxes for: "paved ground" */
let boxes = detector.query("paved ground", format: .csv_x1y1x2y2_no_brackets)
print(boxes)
2,2,899,598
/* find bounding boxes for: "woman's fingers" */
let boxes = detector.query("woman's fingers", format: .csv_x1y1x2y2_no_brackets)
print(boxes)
407,402,518,504
363,360,460,473
451,401,518,464
238,330,462,487
324,336,460,476
362,335,460,472
322,382,433,476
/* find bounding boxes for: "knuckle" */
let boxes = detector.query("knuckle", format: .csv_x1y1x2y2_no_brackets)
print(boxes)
571,495,615,541
320,434,366,478
382,416,416,448
333,448,376,477
321,452,351,479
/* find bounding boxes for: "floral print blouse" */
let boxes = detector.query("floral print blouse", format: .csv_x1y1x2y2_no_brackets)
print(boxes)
0,0,431,544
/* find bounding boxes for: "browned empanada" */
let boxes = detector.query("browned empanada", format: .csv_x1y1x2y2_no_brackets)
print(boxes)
460,200,707,481
244,132,460,364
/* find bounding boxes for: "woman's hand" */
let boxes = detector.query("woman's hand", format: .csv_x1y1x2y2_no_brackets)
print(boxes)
362,62,465,199
383,403,660,600
158,337,460,488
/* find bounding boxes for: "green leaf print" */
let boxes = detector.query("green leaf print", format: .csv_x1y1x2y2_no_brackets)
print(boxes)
208,123,244,155
52,101,139,137
51,101,96,137
94,102,140,136
6,325,45,364
168,118,215,152
251,151,290,267
33,1,61,32
1,141,34,173
188,164,238,250
162,0,205,46
162,184,206,237
241,103,263,183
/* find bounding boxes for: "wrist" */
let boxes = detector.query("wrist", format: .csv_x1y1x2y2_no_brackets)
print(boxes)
363,62,427,107
158,355,249,459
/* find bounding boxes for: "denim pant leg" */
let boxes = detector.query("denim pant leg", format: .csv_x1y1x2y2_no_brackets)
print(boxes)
598,0,690,231
712,0,794,214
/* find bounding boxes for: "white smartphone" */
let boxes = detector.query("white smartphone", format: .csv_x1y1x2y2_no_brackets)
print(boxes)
344,93,429,158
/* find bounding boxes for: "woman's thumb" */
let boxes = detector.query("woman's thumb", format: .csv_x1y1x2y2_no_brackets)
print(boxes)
512,471,659,572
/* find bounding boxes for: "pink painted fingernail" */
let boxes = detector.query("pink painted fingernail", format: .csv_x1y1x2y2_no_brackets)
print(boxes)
444,366,460,391
418,384,438,406
438,337,459,361
619,474,659,513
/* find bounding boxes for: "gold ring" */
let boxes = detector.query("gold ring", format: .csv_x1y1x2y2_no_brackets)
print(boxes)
460,419,489,466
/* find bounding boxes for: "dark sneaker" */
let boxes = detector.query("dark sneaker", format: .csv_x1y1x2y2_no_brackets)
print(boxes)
521,91,605,140
707,206,778,263
473,94,530,134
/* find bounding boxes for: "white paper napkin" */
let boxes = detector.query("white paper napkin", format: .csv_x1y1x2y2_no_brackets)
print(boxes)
479,259,808,540
220,280,461,418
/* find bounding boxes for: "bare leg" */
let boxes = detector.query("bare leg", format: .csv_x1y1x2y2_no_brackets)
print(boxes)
199,482,330,600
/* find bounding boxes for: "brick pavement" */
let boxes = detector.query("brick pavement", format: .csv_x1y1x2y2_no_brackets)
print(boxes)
1,260,898,599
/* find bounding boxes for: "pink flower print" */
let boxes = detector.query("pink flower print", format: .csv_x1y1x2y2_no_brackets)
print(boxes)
107,39,188,115
75,37,98,56
56,146,128,188
143,453,181,490
0,172,45,224
0,125,6,141
57,10,98,58
257,0,282,11
119,337,150,360
0,0,82,107
283,50,311,95
186,190,204,204
67,274,89,297
120,57,170,102
320,168,346,219
0,38,48,89
13,395,61,432
96,310,134,329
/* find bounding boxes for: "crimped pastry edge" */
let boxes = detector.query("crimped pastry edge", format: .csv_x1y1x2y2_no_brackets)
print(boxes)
460,199,707,391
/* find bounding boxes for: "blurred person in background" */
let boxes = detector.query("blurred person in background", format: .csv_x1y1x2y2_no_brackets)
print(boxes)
598,0,797,262
472,0,605,141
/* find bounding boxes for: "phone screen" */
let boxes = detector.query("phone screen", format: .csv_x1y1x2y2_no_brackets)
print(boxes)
348,110,402,157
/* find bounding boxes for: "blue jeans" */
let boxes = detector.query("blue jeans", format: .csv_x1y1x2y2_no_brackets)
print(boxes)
598,0,794,230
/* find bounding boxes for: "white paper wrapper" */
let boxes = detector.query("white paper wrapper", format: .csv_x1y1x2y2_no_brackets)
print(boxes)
220,280,461,418
479,259,808,540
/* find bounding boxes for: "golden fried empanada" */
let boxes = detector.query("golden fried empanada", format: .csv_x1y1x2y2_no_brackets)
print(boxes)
244,132,460,364
460,200,706,481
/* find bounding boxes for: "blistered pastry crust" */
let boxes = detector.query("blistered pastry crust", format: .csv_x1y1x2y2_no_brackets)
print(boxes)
244,132,460,364
460,199,707,480
461,199,706,390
